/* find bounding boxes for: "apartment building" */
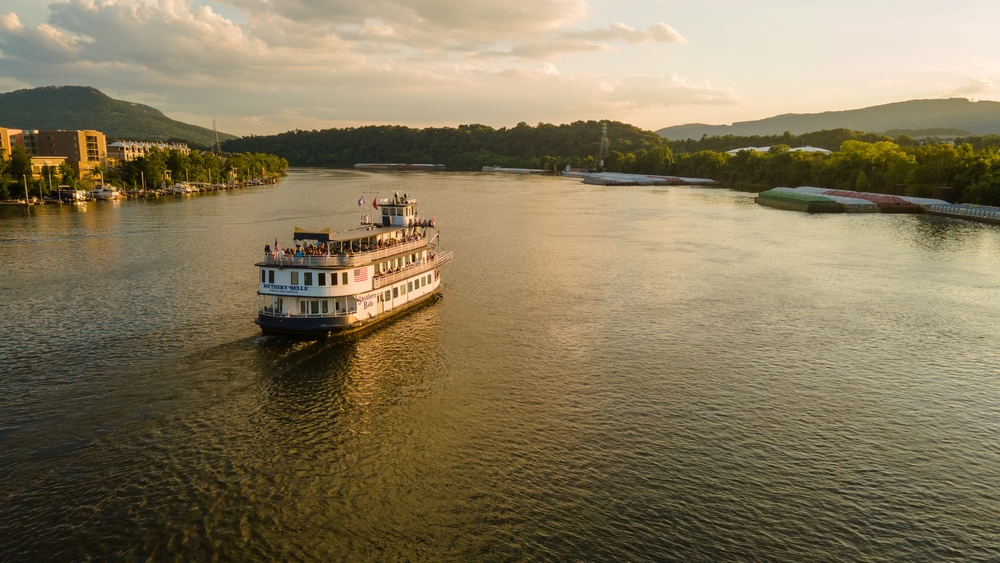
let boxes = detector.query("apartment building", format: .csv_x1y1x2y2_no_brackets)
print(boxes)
107,140,191,162
16,129,107,180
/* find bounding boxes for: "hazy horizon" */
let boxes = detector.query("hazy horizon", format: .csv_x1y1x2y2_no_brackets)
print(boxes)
1,0,998,137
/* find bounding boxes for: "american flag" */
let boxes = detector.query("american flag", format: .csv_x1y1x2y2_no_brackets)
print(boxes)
354,268,368,282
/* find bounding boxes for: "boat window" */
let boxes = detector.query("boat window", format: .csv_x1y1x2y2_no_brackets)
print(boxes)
384,290,390,302
269,270,275,284
342,272,348,285
401,283,406,295
407,281,413,292
331,271,338,285
304,272,313,286
382,207,389,216
300,301,306,315
393,287,398,298
420,277,425,288
311,301,319,314
322,300,329,314
291,272,299,285
277,298,283,312
260,269,265,283
336,299,341,311
318,273,326,286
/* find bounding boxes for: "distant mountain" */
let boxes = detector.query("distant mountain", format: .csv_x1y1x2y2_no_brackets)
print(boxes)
0,86,236,147
657,98,1000,140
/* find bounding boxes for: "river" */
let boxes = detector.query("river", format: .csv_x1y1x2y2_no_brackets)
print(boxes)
2,169,999,561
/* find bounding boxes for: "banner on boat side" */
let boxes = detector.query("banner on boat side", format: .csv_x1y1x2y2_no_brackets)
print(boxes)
260,283,309,295
356,292,378,311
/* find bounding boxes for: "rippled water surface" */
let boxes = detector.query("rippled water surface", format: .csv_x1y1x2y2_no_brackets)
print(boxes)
2,169,1000,561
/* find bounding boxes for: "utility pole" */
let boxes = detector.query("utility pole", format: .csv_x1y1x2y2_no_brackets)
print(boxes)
598,122,610,171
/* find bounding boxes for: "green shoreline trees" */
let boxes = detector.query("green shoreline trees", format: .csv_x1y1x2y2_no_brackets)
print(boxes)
219,122,1000,205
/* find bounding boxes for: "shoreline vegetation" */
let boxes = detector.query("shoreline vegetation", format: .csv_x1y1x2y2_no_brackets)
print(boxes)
0,146,289,201
223,121,1000,206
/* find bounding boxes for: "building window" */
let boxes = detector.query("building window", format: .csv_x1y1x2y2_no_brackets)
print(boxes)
269,270,275,283
318,273,326,286
304,272,313,285
291,272,299,285
300,301,307,314
322,301,329,314
393,287,398,298
342,272,348,285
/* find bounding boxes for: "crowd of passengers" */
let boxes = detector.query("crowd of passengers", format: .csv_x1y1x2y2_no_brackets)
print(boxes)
265,231,428,260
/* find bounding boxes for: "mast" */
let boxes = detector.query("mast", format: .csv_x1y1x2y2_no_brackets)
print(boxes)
212,118,222,156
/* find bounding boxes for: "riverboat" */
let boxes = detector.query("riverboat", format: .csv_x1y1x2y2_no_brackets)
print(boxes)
255,192,453,338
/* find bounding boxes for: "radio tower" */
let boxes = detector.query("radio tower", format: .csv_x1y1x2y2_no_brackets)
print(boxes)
598,122,610,170
212,117,222,155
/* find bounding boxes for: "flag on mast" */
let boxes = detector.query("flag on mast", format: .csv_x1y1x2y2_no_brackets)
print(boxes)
358,194,366,207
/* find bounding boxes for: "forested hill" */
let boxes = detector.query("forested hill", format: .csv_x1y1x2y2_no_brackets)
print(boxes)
657,98,1000,140
0,86,236,147
221,121,664,170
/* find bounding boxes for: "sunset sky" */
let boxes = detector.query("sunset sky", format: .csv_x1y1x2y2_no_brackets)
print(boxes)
1,0,999,136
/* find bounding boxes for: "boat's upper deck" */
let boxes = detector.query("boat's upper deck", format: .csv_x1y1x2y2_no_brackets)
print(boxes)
259,233,431,268
260,193,436,269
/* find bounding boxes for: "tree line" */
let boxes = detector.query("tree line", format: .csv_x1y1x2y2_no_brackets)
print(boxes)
606,140,1000,205
222,121,664,172
0,144,288,200
221,121,1000,205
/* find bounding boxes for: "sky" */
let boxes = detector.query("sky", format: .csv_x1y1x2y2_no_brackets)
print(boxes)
0,0,999,136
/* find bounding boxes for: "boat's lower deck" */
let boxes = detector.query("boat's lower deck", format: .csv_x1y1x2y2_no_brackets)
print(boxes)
256,286,441,338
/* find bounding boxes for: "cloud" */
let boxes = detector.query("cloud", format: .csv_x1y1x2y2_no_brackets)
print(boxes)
469,22,685,60
598,74,741,108
224,0,589,50
941,75,998,98
561,22,686,44
0,1,737,134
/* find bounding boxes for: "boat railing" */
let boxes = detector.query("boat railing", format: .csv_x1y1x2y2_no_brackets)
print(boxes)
372,251,454,289
260,308,356,319
264,238,430,268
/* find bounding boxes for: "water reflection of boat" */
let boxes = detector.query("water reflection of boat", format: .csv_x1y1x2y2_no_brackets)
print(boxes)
255,191,454,338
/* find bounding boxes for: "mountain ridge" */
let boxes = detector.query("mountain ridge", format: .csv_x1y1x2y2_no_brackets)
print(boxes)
0,86,236,147
657,98,1000,140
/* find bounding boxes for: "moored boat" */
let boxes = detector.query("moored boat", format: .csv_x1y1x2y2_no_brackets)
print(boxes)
90,185,123,200
255,192,453,338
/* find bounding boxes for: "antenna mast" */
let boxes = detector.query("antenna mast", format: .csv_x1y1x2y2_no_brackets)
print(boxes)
212,118,222,155
598,122,610,170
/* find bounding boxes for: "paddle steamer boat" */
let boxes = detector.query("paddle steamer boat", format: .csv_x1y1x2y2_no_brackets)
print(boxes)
255,192,453,337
